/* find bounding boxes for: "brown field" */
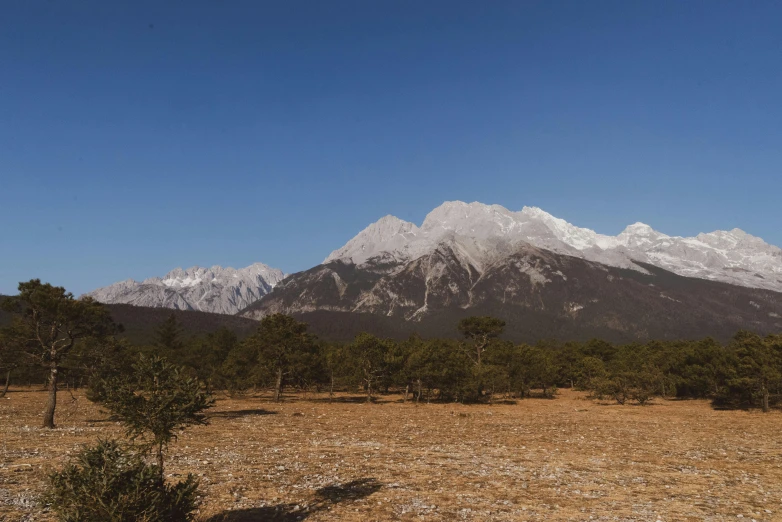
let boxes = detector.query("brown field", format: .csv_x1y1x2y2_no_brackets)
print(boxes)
2,388,782,522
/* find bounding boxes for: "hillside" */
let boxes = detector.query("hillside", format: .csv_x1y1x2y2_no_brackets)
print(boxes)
0,298,259,345
242,246,782,344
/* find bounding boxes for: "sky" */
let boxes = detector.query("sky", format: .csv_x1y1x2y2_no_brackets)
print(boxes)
1,1,781,296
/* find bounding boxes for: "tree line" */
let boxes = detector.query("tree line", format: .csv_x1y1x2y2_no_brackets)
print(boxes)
207,313,782,411
3,279,782,430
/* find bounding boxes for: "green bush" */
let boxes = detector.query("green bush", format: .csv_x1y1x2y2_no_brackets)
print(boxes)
97,355,214,470
45,439,199,522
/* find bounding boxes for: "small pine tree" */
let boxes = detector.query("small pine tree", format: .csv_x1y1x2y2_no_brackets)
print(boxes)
81,337,134,404
457,316,506,400
593,374,631,405
47,356,211,521
154,314,185,358
45,439,199,522
97,355,214,471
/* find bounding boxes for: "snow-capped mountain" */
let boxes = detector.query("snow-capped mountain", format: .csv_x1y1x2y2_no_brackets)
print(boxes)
87,263,286,315
242,238,782,342
87,201,782,342
325,201,782,293
239,200,782,342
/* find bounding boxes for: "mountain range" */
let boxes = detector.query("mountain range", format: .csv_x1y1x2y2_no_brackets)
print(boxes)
89,201,782,342
325,202,782,293
86,263,285,315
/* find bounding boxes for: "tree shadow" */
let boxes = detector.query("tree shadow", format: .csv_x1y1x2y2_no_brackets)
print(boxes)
209,409,279,419
204,503,305,522
314,477,382,502
306,396,384,404
206,478,382,522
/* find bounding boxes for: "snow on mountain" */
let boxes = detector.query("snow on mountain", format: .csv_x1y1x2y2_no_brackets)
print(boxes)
86,263,286,315
249,235,782,341
325,215,420,265
325,201,782,293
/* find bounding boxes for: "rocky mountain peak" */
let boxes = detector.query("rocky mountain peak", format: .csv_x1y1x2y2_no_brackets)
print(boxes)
620,222,657,235
87,262,286,315
325,200,782,293
324,215,419,265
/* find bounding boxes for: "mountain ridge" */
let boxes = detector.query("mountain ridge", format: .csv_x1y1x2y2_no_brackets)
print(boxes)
242,237,782,342
325,201,782,293
86,262,285,315
85,200,782,337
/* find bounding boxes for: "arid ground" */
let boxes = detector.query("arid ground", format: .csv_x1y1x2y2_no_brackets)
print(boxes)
2,388,781,521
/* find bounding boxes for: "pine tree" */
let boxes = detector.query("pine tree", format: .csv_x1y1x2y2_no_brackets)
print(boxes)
344,333,394,403
48,356,209,521
97,355,214,471
0,329,24,398
724,332,781,412
240,314,319,402
1,280,119,428
153,313,185,358
457,316,506,367
45,439,200,522
457,316,506,400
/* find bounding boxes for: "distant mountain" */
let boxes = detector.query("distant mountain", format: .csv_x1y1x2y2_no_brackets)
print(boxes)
325,201,782,293
86,263,285,315
240,201,782,342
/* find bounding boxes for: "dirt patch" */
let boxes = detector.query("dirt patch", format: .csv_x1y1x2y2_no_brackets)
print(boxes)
2,389,781,521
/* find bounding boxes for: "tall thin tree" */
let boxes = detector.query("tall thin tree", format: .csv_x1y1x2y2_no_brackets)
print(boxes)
0,329,24,398
1,280,119,428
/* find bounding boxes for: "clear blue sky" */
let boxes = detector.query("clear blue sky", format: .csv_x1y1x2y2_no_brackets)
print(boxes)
2,1,781,296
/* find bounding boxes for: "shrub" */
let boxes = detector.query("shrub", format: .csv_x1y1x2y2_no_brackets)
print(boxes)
45,439,199,522
97,355,214,470
592,375,630,405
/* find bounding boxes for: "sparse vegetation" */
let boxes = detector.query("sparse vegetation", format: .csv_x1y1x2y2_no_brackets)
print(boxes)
2,388,782,521
2,280,782,521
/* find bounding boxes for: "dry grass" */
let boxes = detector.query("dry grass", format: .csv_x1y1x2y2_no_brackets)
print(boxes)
2,388,782,521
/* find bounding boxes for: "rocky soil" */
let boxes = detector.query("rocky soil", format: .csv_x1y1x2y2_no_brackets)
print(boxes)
2,389,782,521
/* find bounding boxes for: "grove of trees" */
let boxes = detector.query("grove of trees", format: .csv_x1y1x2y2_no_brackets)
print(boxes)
2,280,782,415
